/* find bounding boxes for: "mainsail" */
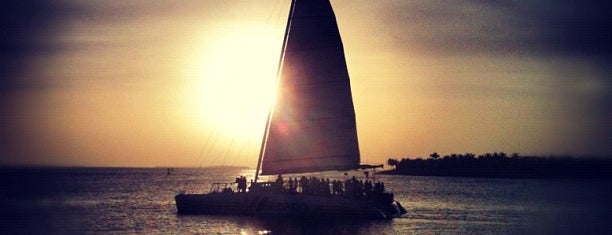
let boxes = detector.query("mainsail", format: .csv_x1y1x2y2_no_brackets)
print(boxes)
260,0,360,175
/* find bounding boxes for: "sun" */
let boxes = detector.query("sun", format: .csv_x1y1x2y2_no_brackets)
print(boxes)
186,26,283,139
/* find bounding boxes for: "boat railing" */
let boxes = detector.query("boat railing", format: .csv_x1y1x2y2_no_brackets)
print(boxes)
208,182,235,193
205,175,388,198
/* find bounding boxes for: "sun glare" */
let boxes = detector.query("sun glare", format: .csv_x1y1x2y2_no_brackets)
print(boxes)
187,27,282,139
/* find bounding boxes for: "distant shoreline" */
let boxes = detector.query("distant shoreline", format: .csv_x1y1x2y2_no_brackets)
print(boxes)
378,170,612,179
380,153,612,179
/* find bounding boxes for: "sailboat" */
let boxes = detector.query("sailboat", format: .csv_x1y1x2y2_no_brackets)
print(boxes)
175,0,406,220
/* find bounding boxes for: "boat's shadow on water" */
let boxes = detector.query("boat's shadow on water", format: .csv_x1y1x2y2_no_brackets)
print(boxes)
177,214,393,234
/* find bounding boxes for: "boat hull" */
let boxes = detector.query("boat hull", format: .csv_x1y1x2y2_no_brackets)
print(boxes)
175,192,405,220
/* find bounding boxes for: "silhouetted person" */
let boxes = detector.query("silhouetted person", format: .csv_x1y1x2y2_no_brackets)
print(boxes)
299,176,308,193
275,174,284,192
288,177,295,193
364,180,372,192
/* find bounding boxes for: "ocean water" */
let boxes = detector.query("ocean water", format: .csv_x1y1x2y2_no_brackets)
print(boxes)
1,167,610,234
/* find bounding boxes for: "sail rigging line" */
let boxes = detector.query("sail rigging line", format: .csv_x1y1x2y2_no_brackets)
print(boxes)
197,125,239,167
195,0,287,171
220,132,239,167
265,0,287,30
196,123,242,168
255,0,297,183
195,126,218,167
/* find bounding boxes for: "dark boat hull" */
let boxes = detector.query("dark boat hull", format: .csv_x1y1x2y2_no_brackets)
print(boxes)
175,192,405,220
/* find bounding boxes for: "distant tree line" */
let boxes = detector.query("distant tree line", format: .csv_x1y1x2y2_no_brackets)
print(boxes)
381,152,612,179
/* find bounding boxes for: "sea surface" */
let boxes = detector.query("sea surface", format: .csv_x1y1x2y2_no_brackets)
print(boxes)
1,167,611,234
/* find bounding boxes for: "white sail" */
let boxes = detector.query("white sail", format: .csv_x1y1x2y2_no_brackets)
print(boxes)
260,0,360,175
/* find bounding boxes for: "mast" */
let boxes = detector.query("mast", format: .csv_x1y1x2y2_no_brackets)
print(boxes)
255,0,297,183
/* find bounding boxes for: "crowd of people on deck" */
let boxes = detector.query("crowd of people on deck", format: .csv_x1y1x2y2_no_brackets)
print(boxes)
231,174,386,198
235,176,248,192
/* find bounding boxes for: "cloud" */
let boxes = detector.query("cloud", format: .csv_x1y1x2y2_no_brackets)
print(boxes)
372,0,612,155
530,1,612,59
0,0,82,91
379,0,611,58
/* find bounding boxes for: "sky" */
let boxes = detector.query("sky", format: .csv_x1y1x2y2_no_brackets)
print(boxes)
1,0,610,167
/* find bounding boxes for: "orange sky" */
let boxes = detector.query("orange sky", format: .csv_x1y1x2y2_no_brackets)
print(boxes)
1,0,610,167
